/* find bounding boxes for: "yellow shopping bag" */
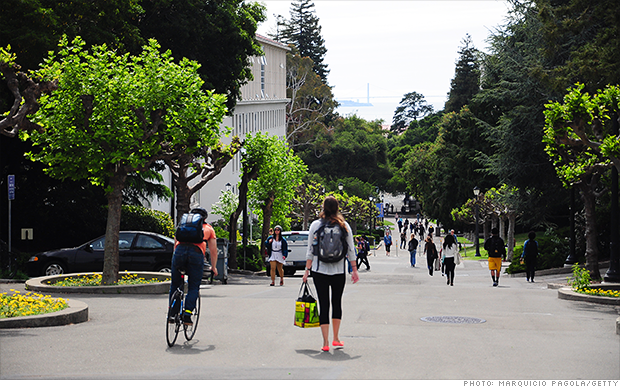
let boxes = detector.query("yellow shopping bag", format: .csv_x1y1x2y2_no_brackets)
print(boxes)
294,281,320,328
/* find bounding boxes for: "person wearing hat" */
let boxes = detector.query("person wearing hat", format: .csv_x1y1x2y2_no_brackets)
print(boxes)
264,225,288,286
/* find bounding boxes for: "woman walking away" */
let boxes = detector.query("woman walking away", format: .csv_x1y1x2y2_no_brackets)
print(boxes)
384,230,393,256
442,234,459,286
264,225,288,286
408,234,419,267
522,231,539,282
303,196,359,352
424,235,437,276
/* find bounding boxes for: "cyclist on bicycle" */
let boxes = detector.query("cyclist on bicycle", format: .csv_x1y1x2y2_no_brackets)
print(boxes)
168,207,218,325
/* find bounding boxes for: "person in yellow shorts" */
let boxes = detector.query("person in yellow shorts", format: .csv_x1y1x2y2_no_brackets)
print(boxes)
484,228,506,287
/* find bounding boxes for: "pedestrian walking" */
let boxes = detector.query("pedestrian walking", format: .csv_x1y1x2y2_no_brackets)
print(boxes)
484,227,506,287
521,231,539,282
400,229,407,249
265,225,288,286
384,230,393,256
398,218,403,233
356,236,370,271
408,234,419,267
303,196,359,352
168,208,218,326
424,235,437,276
428,224,434,238
442,234,459,286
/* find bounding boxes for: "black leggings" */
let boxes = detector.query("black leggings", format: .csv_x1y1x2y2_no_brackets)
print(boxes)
444,257,455,284
311,271,346,325
525,257,537,280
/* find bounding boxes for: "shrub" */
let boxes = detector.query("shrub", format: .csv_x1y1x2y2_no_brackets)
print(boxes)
119,206,175,237
506,229,570,274
237,244,263,272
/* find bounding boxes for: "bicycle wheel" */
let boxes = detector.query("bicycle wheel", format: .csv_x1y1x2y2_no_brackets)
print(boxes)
166,291,182,347
183,292,201,341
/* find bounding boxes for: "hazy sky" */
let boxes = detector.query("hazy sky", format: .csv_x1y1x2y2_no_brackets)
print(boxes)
257,0,511,123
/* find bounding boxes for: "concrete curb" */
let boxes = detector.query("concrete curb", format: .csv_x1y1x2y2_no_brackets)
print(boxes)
25,272,171,294
0,297,88,329
557,286,620,306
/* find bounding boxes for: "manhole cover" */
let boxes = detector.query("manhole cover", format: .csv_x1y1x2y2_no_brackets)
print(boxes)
420,316,486,324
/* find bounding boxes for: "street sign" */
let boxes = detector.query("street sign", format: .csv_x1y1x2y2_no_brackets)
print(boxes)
8,174,15,200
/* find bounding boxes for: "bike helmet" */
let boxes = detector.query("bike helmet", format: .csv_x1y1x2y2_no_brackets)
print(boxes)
190,207,208,219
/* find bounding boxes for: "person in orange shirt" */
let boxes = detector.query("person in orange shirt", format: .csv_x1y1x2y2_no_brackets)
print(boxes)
168,208,218,325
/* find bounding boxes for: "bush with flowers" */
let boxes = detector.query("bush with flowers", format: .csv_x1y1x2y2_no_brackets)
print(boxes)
0,290,68,318
568,264,620,298
51,271,170,287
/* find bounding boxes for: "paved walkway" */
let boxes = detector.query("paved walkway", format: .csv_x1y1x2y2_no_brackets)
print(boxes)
1,217,619,380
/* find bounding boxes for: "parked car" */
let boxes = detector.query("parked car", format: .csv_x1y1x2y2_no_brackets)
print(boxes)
27,231,175,277
265,231,309,276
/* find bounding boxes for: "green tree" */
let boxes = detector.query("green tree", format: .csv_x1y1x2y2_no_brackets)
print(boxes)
470,2,566,227
277,0,329,83
248,136,307,244
391,91,434,132
23,37,229,284
211,189,240,228
543,84,620,279
298,115,390,189
444,34,481,113
285,46,338,148
136,0,266,109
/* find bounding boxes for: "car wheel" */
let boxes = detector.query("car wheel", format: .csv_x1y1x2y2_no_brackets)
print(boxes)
156,265,172,274
43,262,66,276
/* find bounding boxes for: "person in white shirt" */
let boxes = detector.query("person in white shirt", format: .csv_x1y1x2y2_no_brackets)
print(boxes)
303,196,359,352
442,234,459,286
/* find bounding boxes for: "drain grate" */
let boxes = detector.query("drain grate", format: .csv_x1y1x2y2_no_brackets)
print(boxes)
421,316,486,324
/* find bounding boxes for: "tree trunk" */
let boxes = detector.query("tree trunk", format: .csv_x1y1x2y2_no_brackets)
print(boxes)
260,194,275,246
507,212,516,262
229,168,257,269
174,164,192,224
578,181,601,280
102,172,127,285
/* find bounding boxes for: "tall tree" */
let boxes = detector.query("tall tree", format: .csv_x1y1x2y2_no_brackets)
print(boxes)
285,46,337,148
390,91,434,133
444,34,481,113
277,0,329,83
137,0,266,109
248,136,307,244
23,37,229,284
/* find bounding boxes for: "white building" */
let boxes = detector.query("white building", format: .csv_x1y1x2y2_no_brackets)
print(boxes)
149,35,290,222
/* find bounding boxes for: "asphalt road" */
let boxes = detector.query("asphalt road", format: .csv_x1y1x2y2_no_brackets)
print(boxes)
1,236,619,380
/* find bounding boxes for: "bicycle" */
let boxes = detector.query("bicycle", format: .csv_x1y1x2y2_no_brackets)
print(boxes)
166,271,201,347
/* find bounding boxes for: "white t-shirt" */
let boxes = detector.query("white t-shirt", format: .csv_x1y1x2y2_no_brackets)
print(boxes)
268,239,285,264
442,243,459,259
306,219,356,275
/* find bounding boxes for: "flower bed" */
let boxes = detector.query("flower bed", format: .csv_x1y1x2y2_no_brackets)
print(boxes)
51,271,170,287
0,290,68,319
575,286,620,298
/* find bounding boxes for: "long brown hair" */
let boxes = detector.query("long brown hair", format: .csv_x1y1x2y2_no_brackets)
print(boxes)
319,196,346,228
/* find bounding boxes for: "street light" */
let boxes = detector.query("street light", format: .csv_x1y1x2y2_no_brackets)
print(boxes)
369,195,375,230
473,186,481,257
225,182,231,191
338,182,344,192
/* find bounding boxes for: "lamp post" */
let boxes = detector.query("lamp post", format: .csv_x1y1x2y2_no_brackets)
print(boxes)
225,182,231,192
474,186,481,257
338,182,344,193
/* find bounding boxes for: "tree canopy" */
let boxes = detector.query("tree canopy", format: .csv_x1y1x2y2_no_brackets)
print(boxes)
276,0,329,83
23,36,229,283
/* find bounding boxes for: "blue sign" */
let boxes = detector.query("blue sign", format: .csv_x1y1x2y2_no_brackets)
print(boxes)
8,175,15,200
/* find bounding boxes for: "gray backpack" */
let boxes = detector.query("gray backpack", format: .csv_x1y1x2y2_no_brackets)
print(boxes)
314,221,348,263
